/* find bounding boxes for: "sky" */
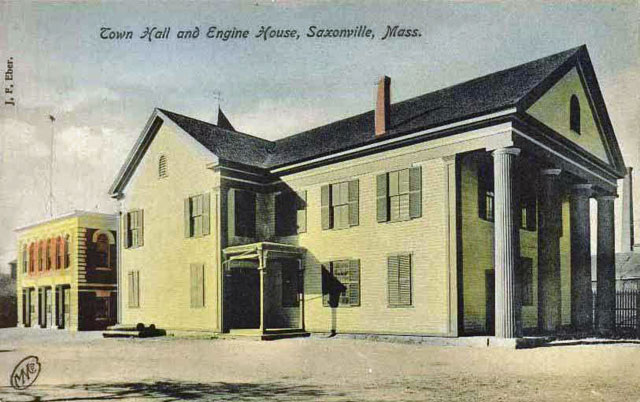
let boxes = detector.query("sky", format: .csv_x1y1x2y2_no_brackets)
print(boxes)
0,0,638,273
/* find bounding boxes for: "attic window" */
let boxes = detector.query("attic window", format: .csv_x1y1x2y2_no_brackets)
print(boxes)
570,95,581,134
158,154,168,178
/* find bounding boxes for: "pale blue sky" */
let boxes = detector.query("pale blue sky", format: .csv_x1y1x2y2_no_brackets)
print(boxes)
0,0,638,272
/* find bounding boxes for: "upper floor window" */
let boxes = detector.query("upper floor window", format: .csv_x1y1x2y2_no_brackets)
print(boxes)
228,189,256,238
96,234,110,268
158,154,168,178
184,193,210,238
570,95,581,134
275,190,307,236
56,237,63,269
377,167,422,223
64,235,70,268
478,162,494,222
46,238,54,270
321,180,359,230
22,246,27,273
124,210,144,248
38,241,45,271
28,243,35,273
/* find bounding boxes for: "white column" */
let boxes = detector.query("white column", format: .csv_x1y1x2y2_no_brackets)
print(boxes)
492,147,521,338
596,195,616,334
570,184,593,332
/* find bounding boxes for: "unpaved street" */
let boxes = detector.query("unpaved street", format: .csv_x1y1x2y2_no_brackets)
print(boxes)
1,328,639,401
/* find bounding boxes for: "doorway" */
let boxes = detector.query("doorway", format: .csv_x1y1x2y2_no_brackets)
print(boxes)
56,286,70,329
485,270,495,336
227,267,260,329
45,288,52,328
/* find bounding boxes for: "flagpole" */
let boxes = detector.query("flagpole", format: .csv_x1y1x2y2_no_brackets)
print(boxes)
48,115,56,218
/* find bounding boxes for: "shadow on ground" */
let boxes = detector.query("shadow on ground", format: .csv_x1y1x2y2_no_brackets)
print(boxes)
3,381,343,401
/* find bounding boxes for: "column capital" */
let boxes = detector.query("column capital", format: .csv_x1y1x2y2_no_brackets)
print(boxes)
541,168,562,176
492,147,521,157
571,183,593,197
596,194,617,201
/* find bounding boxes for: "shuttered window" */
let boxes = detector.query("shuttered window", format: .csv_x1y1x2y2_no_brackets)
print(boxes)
124,210,144,248
228,189,256,238
190,263,205,308
184,193,210,238
377,167,421,223
56,237,63,270
321,259,360,307
275,190,307,236
388,254,412,307
321,180,359,230
158,154,168,178
128,270,140,308
520,257,533,306
478,163,494,221
64,235,70,268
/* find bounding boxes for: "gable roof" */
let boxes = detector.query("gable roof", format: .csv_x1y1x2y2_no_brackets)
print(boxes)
110,45,625,196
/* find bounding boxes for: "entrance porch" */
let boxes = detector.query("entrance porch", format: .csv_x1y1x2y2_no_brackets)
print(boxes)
222,242,308,339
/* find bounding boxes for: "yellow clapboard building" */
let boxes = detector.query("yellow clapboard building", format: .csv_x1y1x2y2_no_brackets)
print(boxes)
108,46,626,339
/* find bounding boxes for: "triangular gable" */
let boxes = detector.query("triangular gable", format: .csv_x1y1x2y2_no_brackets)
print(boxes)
108,109,218,197
519,46,626,177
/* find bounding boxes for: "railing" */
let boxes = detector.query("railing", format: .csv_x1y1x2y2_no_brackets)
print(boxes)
592,286,640,335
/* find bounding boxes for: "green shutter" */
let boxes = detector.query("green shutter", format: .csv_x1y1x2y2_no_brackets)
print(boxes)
387,255,399,306
398,254,412,305
190,263,196,307
296,190,307,233
377,173,389,222
127,272,134,307
322,262,331,307
349,259,360,306
321,185,332,230
202,193,211,236
138,210,144,246
123,213,130,249
409,166,422,218
190,263,204,308
348,180,359,226
184,198,191,238
227,189,236,239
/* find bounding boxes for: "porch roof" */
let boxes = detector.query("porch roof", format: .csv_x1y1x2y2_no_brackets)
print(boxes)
223,242,305,262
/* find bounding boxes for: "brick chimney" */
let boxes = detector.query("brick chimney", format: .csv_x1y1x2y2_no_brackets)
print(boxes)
375,76,391,136
622,166,635,252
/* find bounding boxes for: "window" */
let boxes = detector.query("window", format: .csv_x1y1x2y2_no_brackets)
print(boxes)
519,192,536,231
275,190,307,236
478,162,494,221
127,270,140,308
184,194,210,238
46,238,54,270
388,254,412,307
190,263,205,308
282,263,300,307
124,210,144,248
64,235,70,268
28,243,35,273
56,237,63,269
321,180,359,230
570,95,581,134
377,167,422,223
96,234,110,268
22,246,27,274
520,257,533,306
158,154,168,178
38,241,45,271
228,189,256,238
322,259,360,307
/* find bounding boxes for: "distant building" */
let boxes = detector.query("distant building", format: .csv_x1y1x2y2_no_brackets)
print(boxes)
109,46,626,339
15,211,118,331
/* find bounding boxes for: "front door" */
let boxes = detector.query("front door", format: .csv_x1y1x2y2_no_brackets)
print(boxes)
486,270,495,336
29,289,35,327
229,268,260,329
45,288,52,328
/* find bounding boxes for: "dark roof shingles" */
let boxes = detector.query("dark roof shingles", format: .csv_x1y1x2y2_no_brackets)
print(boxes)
162,47,581,169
